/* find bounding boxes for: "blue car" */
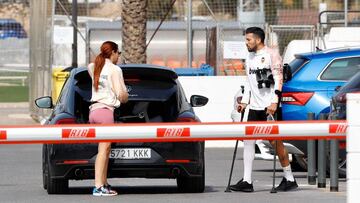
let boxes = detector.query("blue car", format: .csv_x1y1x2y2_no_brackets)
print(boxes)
281,47,360,173
282,47,360,120
0,18,27,39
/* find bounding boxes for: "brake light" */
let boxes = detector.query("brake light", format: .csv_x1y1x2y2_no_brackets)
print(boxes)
166,159,191,163
55,118,76,124
282,92,314,106
176,117,197,122
336,92,347,104
58,160,89,165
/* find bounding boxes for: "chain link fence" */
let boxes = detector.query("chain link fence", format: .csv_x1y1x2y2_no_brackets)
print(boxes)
0,0,30,103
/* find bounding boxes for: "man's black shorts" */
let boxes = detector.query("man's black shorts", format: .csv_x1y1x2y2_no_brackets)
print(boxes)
247,108,281,121
247,109,267,121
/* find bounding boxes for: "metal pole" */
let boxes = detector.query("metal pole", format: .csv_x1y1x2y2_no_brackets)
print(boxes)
187,0,193,67
345,0,348,27
329,114,339,192
307,112,316,185
72,0,78,68
317,113,327,188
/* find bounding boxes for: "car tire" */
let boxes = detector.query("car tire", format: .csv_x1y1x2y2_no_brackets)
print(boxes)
326,155,346,178
177,142,205,193
291,154,308,171
42,144,48,190
176,167,205,193
46,147,69,194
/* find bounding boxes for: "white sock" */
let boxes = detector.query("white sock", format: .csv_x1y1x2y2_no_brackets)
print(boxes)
243,140,256,184
283,165,295,182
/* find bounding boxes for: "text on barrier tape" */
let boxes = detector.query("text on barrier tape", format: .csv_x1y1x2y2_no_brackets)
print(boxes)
0,130,6,140
157,127,190,137
245,125,279,136
62,128,96,138
329,124,347,134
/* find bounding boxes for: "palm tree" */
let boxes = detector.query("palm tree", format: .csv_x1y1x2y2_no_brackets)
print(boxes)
121,0,147,64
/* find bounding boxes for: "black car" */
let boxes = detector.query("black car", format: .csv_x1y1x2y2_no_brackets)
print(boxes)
330,71,360,120
328,71,360,177
35,64,208,194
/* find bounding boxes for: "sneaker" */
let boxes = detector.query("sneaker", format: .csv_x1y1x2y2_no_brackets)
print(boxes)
275,177,298,191
229,179,254,192
92,185,118,196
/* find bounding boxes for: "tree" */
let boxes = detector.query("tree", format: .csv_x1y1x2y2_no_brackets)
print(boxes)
121,0,147,64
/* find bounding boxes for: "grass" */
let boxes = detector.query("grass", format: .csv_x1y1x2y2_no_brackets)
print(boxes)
0,71,29,102
0,86,28,102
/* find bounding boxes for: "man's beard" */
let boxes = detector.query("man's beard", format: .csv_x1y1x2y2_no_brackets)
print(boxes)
247,45,256,52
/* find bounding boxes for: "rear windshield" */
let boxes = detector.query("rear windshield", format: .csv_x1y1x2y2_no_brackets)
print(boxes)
73,70,177,102
125,79,177,101
288,58,308,75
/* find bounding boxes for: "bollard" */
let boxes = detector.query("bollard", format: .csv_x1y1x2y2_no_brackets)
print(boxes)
307,112,316,185
329,114,339,192
317,113,327,188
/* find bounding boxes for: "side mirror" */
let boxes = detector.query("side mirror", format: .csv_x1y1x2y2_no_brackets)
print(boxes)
283,63,292,83
35,96,53,109
190,95,208,107
335,85,342,92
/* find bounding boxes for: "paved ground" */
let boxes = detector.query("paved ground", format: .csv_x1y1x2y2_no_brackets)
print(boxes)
0,103,347,203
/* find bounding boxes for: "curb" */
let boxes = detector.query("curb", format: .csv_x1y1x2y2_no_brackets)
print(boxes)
0,102,29,108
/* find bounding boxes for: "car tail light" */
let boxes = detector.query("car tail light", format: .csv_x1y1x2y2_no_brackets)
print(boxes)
166,159,191,163
176,117,197,122
282,92,314,106
339,141,346,150
58,160,89,165
335,92,347,104
55,118,76,124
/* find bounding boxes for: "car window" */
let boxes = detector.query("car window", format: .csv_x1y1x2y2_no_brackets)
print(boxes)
338,71,360,94
320,57,360,81
288,58,308,75
57,77,71,105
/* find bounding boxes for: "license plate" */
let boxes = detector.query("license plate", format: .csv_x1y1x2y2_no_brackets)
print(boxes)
109,148,151,159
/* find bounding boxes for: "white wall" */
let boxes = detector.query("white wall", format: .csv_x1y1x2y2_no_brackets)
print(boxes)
178,76,248,147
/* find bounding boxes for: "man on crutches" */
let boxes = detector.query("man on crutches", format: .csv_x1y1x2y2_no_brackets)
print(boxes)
229,27,298,193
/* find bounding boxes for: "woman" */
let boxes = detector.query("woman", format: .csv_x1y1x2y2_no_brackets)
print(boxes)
88,41,128,196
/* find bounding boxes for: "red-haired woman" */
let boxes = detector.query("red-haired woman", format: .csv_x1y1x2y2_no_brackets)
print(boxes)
87,41,128,196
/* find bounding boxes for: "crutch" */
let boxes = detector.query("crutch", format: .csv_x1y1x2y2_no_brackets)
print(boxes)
225,111,245,192
270,90,282,193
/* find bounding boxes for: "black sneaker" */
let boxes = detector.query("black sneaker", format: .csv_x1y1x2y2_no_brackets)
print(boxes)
229,179,254,192
275,177,298,191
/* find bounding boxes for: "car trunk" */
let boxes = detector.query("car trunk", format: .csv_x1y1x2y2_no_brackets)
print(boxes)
115,66,179,123
74,66,180,124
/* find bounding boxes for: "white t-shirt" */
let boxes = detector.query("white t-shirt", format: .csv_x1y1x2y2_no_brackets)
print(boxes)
241,46,283,110
88,59,124,111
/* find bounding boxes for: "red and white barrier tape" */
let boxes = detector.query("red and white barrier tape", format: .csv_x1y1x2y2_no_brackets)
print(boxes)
0,120,347,144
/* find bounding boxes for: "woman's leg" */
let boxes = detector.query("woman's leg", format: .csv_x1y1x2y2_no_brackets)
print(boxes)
89,108,114,189
95,142,111,188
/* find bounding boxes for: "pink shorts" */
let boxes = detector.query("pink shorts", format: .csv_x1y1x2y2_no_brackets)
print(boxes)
89,108,114,124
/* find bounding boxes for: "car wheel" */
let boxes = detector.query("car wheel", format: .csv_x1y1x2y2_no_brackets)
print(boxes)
291,154,307,171
46,148,69,194
42,144,48,190
326,155,346,178
177,142,205,193
177,167,205,193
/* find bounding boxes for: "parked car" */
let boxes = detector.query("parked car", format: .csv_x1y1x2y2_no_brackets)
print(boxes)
330,71,360,120
281,47,360,173
327,71,360,176
0,18,27,39
35,64,208,194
